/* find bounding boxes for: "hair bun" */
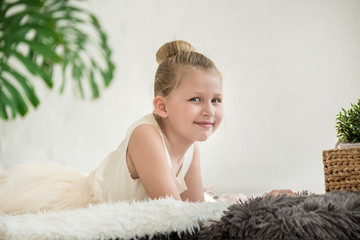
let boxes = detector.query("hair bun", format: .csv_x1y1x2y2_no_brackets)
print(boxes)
156,40,196,64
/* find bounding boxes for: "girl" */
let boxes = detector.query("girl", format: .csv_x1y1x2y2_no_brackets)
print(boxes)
0,40,224,215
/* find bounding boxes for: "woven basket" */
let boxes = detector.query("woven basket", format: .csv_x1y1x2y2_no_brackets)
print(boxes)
323,146,360,192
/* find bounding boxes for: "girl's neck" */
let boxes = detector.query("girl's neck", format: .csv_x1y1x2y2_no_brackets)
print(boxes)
162,124,194,163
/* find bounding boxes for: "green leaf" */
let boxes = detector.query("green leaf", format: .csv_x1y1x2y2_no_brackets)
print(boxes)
336,99,360,142
59,56,69,93
49,5,87,15
1,79,28,117
0,90,10,119
22,39,60,62
0,81,21,119
11,50,53,87
72,64,84,98
2,26,31,41
89,69,99,98
1,63,40,107
4,9,53,27
15,24,61,42
54,14,85,24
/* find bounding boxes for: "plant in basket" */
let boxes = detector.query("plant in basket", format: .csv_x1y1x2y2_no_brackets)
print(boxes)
335,99,360,148
323,99,360,192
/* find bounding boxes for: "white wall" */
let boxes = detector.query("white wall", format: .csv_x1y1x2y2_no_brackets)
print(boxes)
1,0,359,196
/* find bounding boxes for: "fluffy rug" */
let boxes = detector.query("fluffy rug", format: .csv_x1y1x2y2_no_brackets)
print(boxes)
0,198,227,240
1,191,360,240
148,191,360,240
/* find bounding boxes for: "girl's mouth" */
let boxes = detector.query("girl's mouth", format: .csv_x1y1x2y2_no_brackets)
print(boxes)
194,121,213,128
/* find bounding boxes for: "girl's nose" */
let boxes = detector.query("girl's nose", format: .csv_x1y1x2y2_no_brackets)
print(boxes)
202,104,215,117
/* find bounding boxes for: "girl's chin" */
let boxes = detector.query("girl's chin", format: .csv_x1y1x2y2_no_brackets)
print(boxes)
195,134,212,142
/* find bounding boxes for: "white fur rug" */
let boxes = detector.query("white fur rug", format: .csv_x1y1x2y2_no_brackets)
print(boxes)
0,198,228,240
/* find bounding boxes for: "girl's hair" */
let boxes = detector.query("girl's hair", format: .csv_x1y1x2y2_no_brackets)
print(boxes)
153,40,221,129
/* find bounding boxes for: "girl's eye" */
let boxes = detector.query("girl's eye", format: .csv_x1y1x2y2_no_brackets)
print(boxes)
212,98,222,103
189,97,201,102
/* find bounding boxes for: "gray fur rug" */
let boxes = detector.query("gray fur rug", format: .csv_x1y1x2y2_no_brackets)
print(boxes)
143,191,360,240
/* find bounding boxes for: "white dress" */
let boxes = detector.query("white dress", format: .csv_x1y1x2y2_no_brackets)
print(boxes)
0,114,193,215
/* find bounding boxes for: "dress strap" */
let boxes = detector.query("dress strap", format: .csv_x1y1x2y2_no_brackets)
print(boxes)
157,132,173,170
182,145,193,176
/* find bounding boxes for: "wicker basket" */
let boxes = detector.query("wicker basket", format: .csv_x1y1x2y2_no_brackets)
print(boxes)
323,146,360,192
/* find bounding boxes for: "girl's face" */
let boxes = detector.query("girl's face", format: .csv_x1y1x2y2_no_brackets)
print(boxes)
163,70,223,142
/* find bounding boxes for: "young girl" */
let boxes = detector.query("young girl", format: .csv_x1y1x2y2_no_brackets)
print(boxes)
0,40,224,215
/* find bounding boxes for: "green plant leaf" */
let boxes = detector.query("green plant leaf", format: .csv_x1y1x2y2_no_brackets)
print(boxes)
4,9,53,27
336,99,360,142
1,0,115,120
0,79,24,119
72,63,84,98
23,40,60,63
0,89,12,119
1,79,28,117
1,63,40,107
11,50,53,87
89,69,99,98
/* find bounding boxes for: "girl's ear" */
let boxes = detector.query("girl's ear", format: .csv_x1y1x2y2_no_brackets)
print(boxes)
153,96,168,118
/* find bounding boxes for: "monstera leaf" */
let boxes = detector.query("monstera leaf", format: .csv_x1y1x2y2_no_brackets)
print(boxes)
0,0,115,120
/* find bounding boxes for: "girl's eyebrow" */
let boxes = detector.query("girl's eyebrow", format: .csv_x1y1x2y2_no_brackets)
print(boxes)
191,92,223,97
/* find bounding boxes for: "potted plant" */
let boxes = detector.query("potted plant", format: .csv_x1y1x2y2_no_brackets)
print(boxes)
323,99,360,192
0,0,115,120
335,99,360,148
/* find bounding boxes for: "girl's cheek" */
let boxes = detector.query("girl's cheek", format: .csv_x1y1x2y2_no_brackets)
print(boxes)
216,107,224,120
183,106,197,115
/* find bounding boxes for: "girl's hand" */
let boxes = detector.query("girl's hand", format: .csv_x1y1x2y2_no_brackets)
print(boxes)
266,189,296,197
180,143,204,202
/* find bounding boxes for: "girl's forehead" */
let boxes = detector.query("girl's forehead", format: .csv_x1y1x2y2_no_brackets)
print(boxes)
162,69,222,99
180,70,222,90
182,68,221,79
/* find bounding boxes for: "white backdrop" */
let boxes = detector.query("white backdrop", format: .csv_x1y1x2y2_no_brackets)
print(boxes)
1,0,359,196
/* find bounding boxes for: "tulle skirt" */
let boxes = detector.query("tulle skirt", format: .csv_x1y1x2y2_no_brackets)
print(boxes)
0,163,99,215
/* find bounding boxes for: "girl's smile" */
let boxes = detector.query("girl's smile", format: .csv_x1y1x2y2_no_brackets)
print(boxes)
194,121,214,129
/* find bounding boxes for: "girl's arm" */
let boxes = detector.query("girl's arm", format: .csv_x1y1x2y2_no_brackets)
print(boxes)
180,143,205,202
127,124,181,200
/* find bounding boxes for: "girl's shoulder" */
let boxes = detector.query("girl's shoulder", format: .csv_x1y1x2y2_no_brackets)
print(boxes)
125,114,162,139
127,114,166,159
130,124,162,144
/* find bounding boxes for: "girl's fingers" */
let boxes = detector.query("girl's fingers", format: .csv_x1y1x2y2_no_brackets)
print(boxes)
267,189,296,197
